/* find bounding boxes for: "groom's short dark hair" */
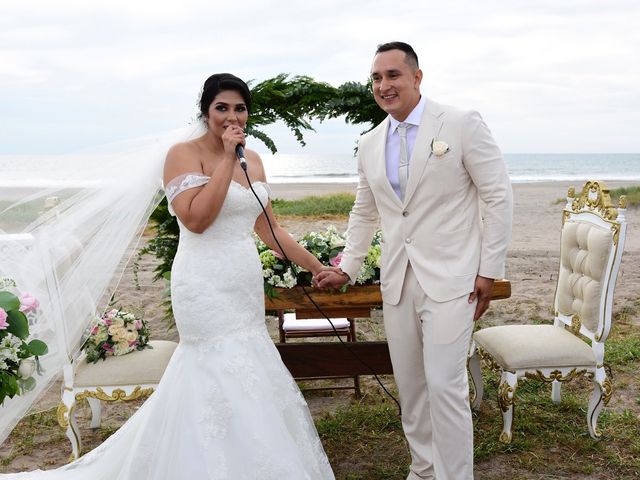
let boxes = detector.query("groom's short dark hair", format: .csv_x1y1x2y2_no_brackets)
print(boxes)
376,42,419,70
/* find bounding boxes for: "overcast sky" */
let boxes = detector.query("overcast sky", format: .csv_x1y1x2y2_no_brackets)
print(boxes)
1,0,638,155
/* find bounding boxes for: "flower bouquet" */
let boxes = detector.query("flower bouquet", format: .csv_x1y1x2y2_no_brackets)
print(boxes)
82,309,151,364
256,226,382,295
0,277,48,405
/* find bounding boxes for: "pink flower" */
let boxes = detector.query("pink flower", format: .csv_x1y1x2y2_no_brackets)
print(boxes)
329,252,343,267
0,308,8,330
104,318,113,326
129,340,138,348
90,325,100,335
134,320,143,330
101,343,114,352
19,293,39,313
272,250,284,260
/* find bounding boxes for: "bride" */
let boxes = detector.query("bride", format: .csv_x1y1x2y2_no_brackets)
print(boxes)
3,73,336,479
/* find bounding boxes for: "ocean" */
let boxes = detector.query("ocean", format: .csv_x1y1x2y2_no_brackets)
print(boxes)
1,153,639,189
261,153,640,184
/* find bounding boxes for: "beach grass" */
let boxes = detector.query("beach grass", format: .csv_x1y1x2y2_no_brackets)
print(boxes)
611,185,640,207
271,193,355,217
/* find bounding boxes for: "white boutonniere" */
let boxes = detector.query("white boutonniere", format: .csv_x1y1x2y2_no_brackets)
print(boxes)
430,139,449,157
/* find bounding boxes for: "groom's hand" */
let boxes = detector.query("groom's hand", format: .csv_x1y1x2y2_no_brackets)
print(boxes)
469,275,494,321
313,268,350,289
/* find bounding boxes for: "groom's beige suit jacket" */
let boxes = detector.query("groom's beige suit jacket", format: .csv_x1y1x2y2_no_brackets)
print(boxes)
339,98,513,304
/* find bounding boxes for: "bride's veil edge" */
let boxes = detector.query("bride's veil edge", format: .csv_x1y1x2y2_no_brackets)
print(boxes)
0,124,204,445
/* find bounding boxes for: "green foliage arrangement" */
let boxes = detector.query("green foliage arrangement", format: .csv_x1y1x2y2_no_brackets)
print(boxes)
256,225,382,298
247,74,337,153
0,278,48,405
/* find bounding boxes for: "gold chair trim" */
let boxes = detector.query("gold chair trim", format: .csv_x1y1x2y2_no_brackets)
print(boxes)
75,386,155,403
523,368,588,383
569,314,581,336
563,181,622,246
57,402,69,428
618,195,627,210
571,180,618,221
498,381,515,413
602,377,613,405
477,347,507,373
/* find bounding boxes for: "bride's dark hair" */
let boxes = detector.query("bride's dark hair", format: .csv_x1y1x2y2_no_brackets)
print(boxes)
199,73,252,120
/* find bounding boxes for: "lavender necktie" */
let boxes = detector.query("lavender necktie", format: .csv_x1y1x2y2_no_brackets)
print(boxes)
397,123,411,201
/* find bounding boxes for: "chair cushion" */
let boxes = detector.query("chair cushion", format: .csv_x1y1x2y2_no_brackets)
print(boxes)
473,325,596,370
74,340,178,387
282,312,350,332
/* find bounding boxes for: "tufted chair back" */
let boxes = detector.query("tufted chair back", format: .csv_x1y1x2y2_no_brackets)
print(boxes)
554,181,627,343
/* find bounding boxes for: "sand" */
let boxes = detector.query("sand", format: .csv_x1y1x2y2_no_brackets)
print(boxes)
1,179,638,474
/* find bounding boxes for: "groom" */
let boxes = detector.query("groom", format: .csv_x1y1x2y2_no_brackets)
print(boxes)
315,42,512,479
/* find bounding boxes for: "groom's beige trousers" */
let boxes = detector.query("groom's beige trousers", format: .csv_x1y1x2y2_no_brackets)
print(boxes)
383,264,475,480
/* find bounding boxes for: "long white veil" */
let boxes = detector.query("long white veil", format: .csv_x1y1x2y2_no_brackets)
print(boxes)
0,124,203,444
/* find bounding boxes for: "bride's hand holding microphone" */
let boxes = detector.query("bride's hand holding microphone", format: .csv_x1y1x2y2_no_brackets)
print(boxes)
222,124,246,166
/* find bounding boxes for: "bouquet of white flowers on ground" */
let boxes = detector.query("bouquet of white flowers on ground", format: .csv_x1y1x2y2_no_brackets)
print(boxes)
82,308,151,364
256,226,382,295
0,277,48,405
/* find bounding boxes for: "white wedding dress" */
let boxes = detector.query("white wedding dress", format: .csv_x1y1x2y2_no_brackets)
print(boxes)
3,175,335,479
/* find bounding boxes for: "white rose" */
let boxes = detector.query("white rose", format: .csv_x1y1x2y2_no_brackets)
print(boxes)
114,342,133,356
18,359,36,379
329,236,346,249
431,140,450,157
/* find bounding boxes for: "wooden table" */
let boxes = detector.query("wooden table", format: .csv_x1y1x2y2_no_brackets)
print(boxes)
266,281,511,378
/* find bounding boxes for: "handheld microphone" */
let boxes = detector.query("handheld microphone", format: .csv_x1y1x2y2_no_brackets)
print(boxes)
235,144,247,171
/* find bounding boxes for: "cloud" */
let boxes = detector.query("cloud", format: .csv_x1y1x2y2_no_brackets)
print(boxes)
0,0,638,153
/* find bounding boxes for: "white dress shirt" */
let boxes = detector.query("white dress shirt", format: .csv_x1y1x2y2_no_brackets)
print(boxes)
385,95,427,199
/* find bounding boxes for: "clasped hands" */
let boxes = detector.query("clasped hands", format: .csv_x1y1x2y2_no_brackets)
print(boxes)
312,267,350,290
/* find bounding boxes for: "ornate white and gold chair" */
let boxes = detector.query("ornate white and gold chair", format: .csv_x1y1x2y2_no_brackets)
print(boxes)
58,340,178,459
469,180,627,443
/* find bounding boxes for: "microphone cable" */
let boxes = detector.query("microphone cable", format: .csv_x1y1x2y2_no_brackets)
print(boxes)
239,162,401,415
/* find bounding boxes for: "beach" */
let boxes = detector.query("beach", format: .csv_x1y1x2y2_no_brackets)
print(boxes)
1,179,638,476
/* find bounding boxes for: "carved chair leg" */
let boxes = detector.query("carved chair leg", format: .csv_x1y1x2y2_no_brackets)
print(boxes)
468,349,483,409
58,395,81,461
87,397,102,429
551,379,562,404
498,371,518,443
588,368,611,439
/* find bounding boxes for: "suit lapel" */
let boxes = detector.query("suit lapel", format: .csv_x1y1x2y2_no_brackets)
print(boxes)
403,99,444,204
370,119,403,208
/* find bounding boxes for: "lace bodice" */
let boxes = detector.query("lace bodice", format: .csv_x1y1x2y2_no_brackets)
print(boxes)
164,172,272,223
168,175,271,344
